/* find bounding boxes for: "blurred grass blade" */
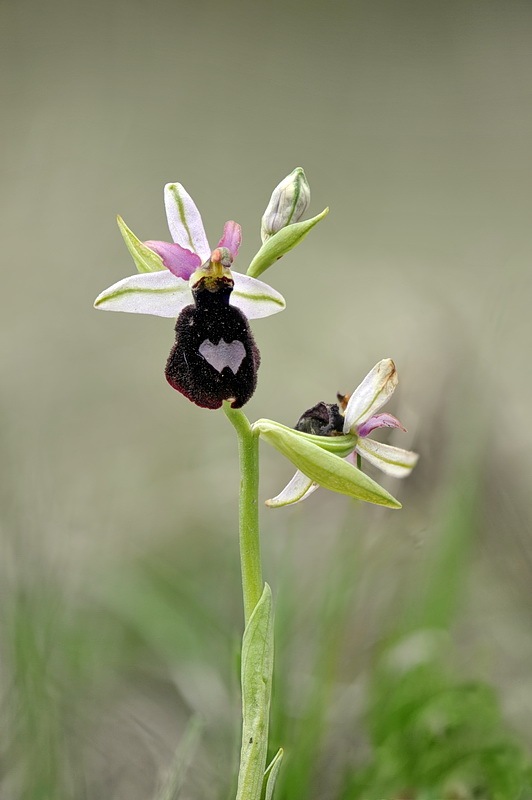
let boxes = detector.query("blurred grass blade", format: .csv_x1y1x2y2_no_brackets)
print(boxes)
404,466,481,633
263,748,283,800
154,714,203,800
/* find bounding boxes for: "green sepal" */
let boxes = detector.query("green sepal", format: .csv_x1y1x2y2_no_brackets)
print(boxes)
117,215,165,273
253,419,357,458
236,583,275,800
254,421,401,508
263,748,284,800
247,208,329,278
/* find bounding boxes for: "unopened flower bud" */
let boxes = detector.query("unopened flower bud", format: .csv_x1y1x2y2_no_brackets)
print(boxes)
260,168,311,243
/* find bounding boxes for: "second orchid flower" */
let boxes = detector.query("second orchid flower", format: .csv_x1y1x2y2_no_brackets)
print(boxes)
263,359,419,507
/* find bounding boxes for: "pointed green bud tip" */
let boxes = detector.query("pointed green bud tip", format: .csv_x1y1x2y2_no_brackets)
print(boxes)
247,207,329,279
261,167,311,243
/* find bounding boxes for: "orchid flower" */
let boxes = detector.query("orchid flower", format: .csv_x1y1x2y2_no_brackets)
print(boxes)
94,183,289,409
94,183,286,320
266,359,419,507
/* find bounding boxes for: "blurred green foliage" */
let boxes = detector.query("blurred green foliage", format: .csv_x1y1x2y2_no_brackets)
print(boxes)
266,475,532,800
2,429,532,800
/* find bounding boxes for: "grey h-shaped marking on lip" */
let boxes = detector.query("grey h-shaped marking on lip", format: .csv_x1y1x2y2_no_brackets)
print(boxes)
199,339,246,374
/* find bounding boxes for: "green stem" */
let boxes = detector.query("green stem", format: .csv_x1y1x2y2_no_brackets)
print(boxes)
224,404,280,800
223,403,263,624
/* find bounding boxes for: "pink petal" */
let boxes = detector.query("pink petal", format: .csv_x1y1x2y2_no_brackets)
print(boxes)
144,240,201,279
357,413,406,438
217,221,242,258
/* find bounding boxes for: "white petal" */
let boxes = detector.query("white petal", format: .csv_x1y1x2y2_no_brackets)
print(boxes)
343,359,398,434
356,438,419,478
265,470,319,508
231,272,286,319
94,270,192,317
164,183,210,261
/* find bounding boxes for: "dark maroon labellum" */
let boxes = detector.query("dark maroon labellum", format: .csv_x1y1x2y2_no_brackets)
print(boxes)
295,401,344,436
165,279,260,409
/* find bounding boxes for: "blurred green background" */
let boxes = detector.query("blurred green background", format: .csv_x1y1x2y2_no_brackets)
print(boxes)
2,0,532,797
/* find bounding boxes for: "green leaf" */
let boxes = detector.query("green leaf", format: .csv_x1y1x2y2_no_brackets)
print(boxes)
247,208,329,278
236,584,275,800
263,748,284,800
255,422,401,508
117,215,165,273
253,419,357,458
